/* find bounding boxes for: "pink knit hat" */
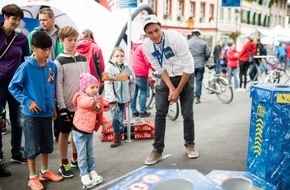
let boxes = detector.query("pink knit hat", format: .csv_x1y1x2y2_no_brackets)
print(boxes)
80,73,98,91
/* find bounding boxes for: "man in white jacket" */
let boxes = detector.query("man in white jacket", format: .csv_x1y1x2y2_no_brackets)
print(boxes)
142,14,199,165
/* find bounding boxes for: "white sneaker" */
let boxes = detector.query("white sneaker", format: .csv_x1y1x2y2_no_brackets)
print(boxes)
242,88,247,92
236,88,243,92
81,174,93,188
89,170,103,185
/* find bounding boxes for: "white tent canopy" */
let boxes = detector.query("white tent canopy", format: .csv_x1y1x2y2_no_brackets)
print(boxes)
237,25,290,51
0,0,143,62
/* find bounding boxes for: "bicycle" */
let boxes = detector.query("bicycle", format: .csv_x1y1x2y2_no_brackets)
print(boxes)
252,55,289,84
203,64,234,104
146,76,180,121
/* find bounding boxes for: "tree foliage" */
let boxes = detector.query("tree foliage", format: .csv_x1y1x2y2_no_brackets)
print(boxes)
244,0,281,7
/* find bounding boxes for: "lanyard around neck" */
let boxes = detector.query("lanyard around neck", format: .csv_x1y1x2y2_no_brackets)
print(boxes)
153,33,165,67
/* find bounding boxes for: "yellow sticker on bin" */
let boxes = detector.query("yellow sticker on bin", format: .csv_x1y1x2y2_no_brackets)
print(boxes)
276,94,290,103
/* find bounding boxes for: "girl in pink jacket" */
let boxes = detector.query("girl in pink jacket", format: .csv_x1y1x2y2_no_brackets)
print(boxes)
72,73,103,188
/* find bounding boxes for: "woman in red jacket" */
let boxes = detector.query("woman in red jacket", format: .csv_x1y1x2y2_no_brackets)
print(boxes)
238,37,256,92
227,44,239,90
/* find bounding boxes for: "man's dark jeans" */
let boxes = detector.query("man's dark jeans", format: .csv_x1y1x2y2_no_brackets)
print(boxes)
153,74,195,152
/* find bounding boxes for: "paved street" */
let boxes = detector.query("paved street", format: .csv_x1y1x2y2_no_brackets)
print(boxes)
0,86,253,190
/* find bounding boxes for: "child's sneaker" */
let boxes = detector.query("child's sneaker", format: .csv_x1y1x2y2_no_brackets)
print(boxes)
89,170,103,185
70,159,78,168
28,176,44,190
11,151,27,164
59,164,74,178
39,170,63,182
81,174,95,189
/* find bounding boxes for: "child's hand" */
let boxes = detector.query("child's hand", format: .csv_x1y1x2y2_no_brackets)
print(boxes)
109,102,118,111
59,108,72,121
29,101,41,113
52,109,57,121
101,72,110,81
90,98,96,106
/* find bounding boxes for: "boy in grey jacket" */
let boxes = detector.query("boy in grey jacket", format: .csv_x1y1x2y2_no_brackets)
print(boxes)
104,47,136,148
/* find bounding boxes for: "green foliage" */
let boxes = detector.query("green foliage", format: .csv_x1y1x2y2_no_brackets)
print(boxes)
229,32,241,43
269,0,280,7
245,0,280,7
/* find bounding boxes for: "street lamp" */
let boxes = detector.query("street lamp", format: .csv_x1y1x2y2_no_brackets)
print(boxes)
234,9,240,32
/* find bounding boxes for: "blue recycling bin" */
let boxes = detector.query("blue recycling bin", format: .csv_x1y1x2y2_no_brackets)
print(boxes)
247,84,290,190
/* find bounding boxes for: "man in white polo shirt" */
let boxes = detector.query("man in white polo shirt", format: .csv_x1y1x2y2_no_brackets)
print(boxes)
142,14,199,165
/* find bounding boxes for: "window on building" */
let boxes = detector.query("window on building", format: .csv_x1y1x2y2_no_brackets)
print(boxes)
148,0,157,14
227,8,231,23
200,2,205,18
189,1,196,18
240,9,245,23
178,0,184,16
220,7,224,21
258,13,261,26
163,0,172,20
209,4,214,20
247,11,250,24
164,0,171,15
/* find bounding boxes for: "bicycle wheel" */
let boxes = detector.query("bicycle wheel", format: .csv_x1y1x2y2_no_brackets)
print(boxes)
285,64,290,78
264,70,280,84
215,77,233,104
146,84,155,110
167,101,179,121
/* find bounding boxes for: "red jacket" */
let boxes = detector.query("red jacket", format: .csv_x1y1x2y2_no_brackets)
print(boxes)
131,42,154,77
227,49,239,68
286,45,290,59
76,38,105,81
238,41,256,62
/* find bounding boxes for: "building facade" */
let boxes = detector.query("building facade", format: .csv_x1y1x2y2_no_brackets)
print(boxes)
140,0,288,50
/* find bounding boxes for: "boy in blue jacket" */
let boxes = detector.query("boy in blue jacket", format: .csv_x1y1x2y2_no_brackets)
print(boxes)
8,31,63,190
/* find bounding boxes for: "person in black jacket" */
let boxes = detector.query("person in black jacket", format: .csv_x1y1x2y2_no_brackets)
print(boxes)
213,40,224,74
249,37,264,83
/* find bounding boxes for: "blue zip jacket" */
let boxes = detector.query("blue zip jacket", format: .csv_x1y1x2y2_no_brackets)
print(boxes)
8,56,57,117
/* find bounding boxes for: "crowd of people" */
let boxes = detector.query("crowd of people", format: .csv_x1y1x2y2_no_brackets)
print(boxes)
1,4,109,189
212,36,273,93
2,3,288,189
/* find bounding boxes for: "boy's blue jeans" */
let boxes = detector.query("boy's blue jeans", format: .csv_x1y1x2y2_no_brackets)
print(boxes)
111,103,126,134
23,116,53,159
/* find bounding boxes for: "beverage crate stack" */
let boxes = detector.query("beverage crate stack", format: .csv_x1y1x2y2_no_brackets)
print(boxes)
101,118,154,142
